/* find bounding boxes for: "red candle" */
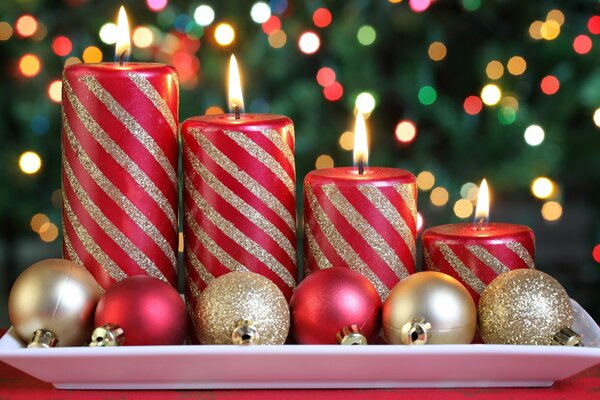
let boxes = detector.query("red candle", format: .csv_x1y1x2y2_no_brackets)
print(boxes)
182,55,297,313
61,7,179,289
303,114,417,300
422,179,535,304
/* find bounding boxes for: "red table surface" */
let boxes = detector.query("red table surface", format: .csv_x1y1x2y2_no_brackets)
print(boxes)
1,329,599,399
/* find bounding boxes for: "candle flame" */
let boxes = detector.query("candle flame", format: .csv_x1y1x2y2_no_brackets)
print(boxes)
353,112,369,169
228,54,244,114
474,178,490,226
116,6,131,62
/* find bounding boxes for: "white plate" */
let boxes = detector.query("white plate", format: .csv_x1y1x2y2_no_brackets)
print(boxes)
1,300,599,390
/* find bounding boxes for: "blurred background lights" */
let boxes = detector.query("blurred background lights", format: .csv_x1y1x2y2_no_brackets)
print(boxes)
83,46,102,63
0,21,13,41
99,23,118,44
323,82,343,101
501,96,519,111
52,36,72,56
541,20,560,40
409,0,432,13
269,0,288,15
546,9,565,26
251,2,271,24
194,5,215,26
497,107,516,125
262,16,281,34
357,25,376,46
19,151,42,174
313,8,332,28
589,16,600,35
30,213,49,233
428,41,447,61
481,84,501,105
19,54,41,77
355,92,376,113
593,244,600,264
64,57,81,67
531,177,555,199
507,56,526,75
454,199,474,218
540,75,559,95
48,80,62,103
573,35,592,55
416,212,424,231
463,95,482,115
339,131,354,151
39,222,59,242
16,15,37,37
529,21,544,40
315,154,334,169
214,23,235,46
205,106,224,115
146,0,168,12
462,0,481,11
524,124,545,146
316,67,336,87
486,60,504,80
268,29,286,48
298,31,320,54
133,27,154,48
430,187,449,207
460,182,478,201
416,171,435,191
395,120,417,143
541,201,562,222
418,85,437,105
594,108,600,127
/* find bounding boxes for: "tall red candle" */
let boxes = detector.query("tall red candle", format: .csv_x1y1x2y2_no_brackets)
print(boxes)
182,56,297,318
61,7,179,289
303,114,417,300
422,180,535,304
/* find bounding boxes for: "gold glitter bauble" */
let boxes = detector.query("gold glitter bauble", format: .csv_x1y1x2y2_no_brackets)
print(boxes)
194,272,290,345
478,269,574,345
383,271,477,344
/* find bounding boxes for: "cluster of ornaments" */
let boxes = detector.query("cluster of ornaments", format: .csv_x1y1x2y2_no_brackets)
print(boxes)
8,255,582,348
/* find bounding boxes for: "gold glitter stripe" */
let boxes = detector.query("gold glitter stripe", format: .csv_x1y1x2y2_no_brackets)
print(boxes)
395,184,417,224
63,115,177,270
505,241,536,269
185,176,296,289
190,128,296,232
304,222,333,270
63,155,167,282
466,244,510,275
128,72,178,138
305,184,389,300
436,242,486,294
186,246,215,286
184,210,248,274
62,227,83,266
63,80,177,230
358,185,416,260
63,195,127,282
184,147,296,264
322,184,408,280
423,246,438,272
79,75,177,190
225,130,295,196
261,127,295,175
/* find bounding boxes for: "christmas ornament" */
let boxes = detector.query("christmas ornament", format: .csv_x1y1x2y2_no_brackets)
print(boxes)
383,271,476,345
289,268,382,344
8,259,101,348
193,272,289,345
478,269,581,346
92,276,187,346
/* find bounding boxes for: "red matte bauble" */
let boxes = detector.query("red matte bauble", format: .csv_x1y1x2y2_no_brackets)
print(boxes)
290,268,382,344
94,276,187,346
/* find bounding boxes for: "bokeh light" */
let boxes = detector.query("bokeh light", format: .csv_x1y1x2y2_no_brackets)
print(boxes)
507,56,526,75
541,201,562,221
497,107,516,125
588,16,600,35
417,171,435,191
251,2,271,24
460,182,478,201
594,108,600,128
315,154,334,169
268,29,286,48
454,199,474,218
573,35,592,55
316,67,336,87
428,41,447,61
48,80,62,103
430,187,449,207
298,31,320,54
481,84,501,106
99,23,117,44
529,21,544,40
355,92,376,113
16,15,37,37
39,222,59,242
194,5,215,26
262,16,281,34
524,124,544,146
541,20,560,40
531,177,555,199
546,9,564,26
214,23,235,46
147,0,168,12
313,8,332,28
501,96,519,111
409,0,432,13
463,95,483,115
133,27,154,48
270,0,288,14
323,82,343,101
418,86,437,105
486,60,504,80
339,131,354,151
462,0,481,11
31,213,49,232
357,25,376,46
52,36,72,56
417,212,424,231
19,54,41,77
205,106,224,115
83,46,102,63
0,21,13,41
395,120,417,143
19,151,42,174
593,244,600,263
64,57,81,67
540,75,559,95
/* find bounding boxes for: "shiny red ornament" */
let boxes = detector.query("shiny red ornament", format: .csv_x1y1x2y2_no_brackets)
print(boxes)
289,268,382,344
94,276,187,346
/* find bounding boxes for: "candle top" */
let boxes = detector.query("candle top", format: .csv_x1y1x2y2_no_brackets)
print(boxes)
65,62,170,72
306,166,415,186
424,222,533,240
184,114,291,128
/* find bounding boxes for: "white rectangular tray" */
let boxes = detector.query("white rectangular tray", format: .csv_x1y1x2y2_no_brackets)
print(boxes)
1,300,599,390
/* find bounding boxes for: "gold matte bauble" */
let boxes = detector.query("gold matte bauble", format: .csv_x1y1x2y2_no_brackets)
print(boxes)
194,272,290,345
478,269,575,345
8,259,102,347
383,271,477,344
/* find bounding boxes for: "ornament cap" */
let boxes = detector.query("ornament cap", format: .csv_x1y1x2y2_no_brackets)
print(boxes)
400,317,432,345
553,327,583,347
336,325,368,345
232,319,260,345
89,323,125,347
27,329,59,348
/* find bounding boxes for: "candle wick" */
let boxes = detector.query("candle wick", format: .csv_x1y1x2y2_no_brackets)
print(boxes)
118,51,125,67
476,218,487,231
358,159,365,175
233,105,241,120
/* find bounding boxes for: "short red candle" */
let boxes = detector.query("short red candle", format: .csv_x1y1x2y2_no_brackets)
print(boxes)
303,167,417,300
182,114,297,306
61,62,179,289
422,223,535,304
